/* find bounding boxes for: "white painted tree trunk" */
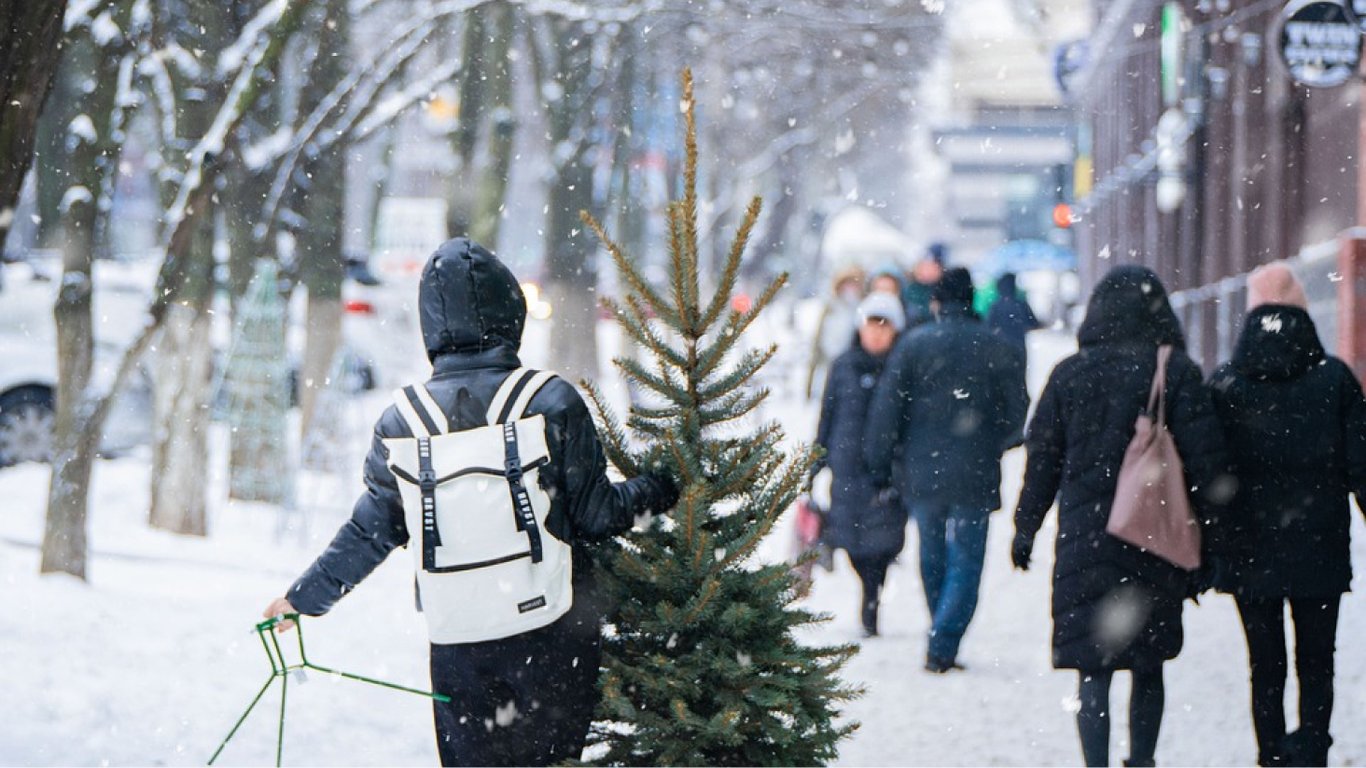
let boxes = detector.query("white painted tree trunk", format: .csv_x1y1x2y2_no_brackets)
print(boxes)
148,302,212,536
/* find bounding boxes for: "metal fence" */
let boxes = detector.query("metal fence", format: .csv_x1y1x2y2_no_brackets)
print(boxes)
1169,238,1340,372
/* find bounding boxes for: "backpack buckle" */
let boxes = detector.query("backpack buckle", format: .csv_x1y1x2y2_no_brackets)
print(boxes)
504,457,523,483
418,469,437,491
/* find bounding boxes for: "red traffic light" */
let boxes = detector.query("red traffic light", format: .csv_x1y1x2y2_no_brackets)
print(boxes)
1052,203,1074,229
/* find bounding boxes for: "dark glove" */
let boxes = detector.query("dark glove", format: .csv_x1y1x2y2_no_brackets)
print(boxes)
873,485,900,507
1187,558,1221,601
1011,531,1033,571
643,471,680,513
807,456,828,486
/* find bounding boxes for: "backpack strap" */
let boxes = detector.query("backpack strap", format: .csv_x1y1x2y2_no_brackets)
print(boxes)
502,420,543,563
394,386,437,437
485,368,557,425
504,370,557,422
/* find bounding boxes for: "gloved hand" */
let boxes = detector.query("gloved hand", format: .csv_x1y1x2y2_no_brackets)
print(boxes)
1187,558,1221,601
873,485,899,507
1011,531,1033,571
644,471,680,512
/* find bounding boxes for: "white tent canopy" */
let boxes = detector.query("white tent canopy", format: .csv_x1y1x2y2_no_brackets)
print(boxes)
820,205,917,272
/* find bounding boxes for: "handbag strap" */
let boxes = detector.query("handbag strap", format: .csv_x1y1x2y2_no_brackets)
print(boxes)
1146,345,1173,428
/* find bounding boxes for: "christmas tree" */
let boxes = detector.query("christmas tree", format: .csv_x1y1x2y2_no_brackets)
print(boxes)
579,69,859,767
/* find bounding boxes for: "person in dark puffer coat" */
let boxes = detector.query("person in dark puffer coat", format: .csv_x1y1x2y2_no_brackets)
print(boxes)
815,292,909,638
1012,265,1231,768
1208,262,1366,768
262,239,678,767
864,267,1029,672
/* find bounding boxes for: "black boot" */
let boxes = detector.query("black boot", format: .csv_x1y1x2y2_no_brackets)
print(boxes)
861,599,879,637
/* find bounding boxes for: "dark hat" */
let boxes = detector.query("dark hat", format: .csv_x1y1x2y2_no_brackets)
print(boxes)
932,267,974,306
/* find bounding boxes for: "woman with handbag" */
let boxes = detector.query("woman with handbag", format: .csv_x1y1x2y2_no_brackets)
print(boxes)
1208,262,1366,767
1011,265,1231,767
814,291,908,638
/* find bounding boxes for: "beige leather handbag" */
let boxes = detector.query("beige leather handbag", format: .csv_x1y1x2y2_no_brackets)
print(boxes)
1105,345,1202,571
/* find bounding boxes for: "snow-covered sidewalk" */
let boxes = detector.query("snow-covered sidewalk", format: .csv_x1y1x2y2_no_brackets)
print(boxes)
2,329,1364,766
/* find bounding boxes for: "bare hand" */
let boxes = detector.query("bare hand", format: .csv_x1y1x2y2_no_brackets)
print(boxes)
262,597,297,633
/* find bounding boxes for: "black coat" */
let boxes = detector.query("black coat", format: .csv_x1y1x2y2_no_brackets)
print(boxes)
815,342,906,560
1209,304,1366,599
1014,266,1230,672
863,304,1029,512
288,240,671,619
986,275,1041,351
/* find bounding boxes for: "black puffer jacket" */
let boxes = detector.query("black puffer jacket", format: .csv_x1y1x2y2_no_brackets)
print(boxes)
1209,304,1366,599
287,238,673,622
863,304,1028,512
815,341,906,560
1014,265,1231,671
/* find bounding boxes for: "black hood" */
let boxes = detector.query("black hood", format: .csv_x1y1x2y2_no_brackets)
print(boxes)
1077,265,1185,349
1232,304,1325,381
419,238,526,362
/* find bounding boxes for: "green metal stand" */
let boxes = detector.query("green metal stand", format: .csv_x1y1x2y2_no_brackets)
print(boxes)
208,613,449,766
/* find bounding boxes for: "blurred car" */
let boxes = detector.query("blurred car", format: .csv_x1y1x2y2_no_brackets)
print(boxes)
0,255,155,467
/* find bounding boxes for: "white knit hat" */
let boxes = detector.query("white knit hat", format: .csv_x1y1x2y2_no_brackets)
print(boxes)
858,292,906,332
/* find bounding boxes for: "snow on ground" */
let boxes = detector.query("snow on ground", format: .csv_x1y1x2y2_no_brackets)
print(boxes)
2,327,1365,766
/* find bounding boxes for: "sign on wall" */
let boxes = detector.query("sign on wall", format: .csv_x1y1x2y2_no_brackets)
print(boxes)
1276,0,1362,88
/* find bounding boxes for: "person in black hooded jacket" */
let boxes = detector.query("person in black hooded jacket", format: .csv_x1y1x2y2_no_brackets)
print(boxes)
814,291,909,637
262,239,677,767
1208,262,1366,767
1012,265,1231,767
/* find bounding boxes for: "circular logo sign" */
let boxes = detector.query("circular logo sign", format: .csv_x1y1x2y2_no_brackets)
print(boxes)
1277,0,1362,88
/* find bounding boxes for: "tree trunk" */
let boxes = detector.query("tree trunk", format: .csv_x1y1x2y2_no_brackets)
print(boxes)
541,18,600,384
148,302,212,535
41,195,96,579
298,296,342,443
296,0,348,444
0,0,69,249
544,161,598,383
468,2,515,248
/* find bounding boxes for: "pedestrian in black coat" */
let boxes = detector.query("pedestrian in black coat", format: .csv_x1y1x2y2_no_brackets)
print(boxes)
1012,265,1231,767
1208,262,1366,767
815,292,909,637
986,272,1041,352
864,267,1028,671
263,239,678,767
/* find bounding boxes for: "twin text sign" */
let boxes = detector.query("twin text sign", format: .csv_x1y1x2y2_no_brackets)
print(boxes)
1278,0,1362,87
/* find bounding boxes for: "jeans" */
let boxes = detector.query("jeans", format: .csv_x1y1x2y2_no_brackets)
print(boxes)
1236,595,1341,766
909,501,990,662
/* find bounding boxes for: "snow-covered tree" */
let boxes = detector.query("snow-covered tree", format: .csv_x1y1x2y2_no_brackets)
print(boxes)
0,0,69,250
581,70,858,766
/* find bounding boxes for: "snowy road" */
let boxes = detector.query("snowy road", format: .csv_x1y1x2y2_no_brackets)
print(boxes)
2,329,1364,766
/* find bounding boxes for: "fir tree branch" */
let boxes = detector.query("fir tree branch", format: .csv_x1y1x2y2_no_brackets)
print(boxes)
581,379,642,476
580,209,681,329
699,196,763,330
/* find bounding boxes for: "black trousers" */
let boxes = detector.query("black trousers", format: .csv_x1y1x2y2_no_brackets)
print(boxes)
849,552,895,633
1076,666,1164,767
429,611,602,766
1236,594,1342,767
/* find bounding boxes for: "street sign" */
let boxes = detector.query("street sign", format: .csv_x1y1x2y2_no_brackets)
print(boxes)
1276,0,1362,88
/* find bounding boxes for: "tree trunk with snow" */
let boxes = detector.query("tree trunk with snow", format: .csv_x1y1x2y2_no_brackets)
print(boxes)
148,300,212,536
39,5,138,579
467,2,515,248
539,16,605,385
295,0,348,444
42,192,97,579
0,0,69,249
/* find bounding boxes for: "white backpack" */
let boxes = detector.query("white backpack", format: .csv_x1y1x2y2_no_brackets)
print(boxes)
385,368,572,644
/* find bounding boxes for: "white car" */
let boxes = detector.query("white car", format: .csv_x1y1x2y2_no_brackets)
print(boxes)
0,256,155,467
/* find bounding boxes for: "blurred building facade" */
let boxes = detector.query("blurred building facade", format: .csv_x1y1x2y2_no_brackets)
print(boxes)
913,0,1092,267
1071,0,1363,371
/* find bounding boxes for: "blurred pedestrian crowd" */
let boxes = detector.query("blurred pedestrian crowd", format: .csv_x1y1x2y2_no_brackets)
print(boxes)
802,249,1366,768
